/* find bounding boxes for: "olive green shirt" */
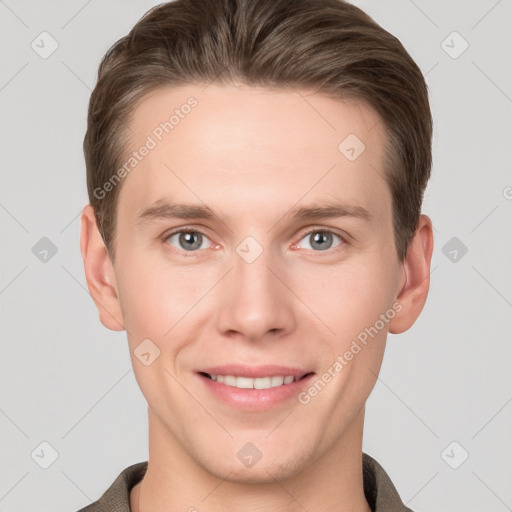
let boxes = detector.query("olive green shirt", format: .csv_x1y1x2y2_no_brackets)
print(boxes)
76,452,412,511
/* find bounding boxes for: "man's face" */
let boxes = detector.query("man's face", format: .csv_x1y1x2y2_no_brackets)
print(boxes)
111,83,404,481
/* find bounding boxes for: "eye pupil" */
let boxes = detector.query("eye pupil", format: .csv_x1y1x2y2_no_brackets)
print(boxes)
310,231,332,251
179,232,202,251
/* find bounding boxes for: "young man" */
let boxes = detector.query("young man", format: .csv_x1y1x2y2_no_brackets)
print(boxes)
79,0,433,510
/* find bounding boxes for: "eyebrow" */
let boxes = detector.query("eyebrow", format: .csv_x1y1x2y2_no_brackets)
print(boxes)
137,200,372,225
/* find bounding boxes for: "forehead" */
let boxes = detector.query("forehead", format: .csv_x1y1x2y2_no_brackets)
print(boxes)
117,83,391,224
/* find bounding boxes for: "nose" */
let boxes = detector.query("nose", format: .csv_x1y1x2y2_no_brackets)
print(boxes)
214,243,297,343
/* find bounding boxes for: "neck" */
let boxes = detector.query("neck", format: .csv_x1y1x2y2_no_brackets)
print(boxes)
131,408,371,512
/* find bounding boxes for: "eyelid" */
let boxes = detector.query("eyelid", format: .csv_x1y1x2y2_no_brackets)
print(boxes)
163,225,212,240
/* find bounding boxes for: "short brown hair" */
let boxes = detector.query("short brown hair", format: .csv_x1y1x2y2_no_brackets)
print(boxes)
84,0,432,262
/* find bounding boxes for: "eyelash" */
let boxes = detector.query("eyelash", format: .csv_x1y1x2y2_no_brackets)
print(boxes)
161,226,348,257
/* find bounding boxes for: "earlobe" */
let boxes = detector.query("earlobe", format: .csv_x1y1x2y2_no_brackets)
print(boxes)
389,215,434,334
80,205,125,331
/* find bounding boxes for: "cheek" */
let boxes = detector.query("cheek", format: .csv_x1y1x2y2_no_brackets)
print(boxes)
300,256,397,342
115,249,222,352
118,276,169,337
115,257,207,405
115,256,189,338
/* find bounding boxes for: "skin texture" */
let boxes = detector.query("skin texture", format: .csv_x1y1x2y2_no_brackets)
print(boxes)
80,83,433,512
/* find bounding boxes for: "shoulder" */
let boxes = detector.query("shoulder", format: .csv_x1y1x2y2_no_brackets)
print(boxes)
362,452,414,512
75,461,148,512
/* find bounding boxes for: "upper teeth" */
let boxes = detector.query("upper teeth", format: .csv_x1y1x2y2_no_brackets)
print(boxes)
209,374,296,389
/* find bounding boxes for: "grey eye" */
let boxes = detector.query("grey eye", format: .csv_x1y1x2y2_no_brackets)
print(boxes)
299,231,342,251
167,231,209,251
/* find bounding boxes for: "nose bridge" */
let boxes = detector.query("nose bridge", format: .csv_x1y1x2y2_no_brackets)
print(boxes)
215,236,295,341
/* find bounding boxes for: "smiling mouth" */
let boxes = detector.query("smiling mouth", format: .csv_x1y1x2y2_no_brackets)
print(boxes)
199,372,314,390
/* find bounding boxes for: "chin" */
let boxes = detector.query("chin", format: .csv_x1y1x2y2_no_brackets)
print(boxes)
197,447,310,485
212,463,299,485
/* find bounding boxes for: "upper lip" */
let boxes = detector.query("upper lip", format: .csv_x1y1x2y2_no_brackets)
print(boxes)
198,365,312,379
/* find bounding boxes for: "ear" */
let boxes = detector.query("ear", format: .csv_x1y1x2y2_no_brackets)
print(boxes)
80,205,125,331
389,214,434,334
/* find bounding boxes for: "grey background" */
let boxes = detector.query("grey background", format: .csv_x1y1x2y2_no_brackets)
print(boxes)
0,0,511,511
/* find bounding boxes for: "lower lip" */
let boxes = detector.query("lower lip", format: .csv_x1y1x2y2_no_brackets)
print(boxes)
198,373,315,411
